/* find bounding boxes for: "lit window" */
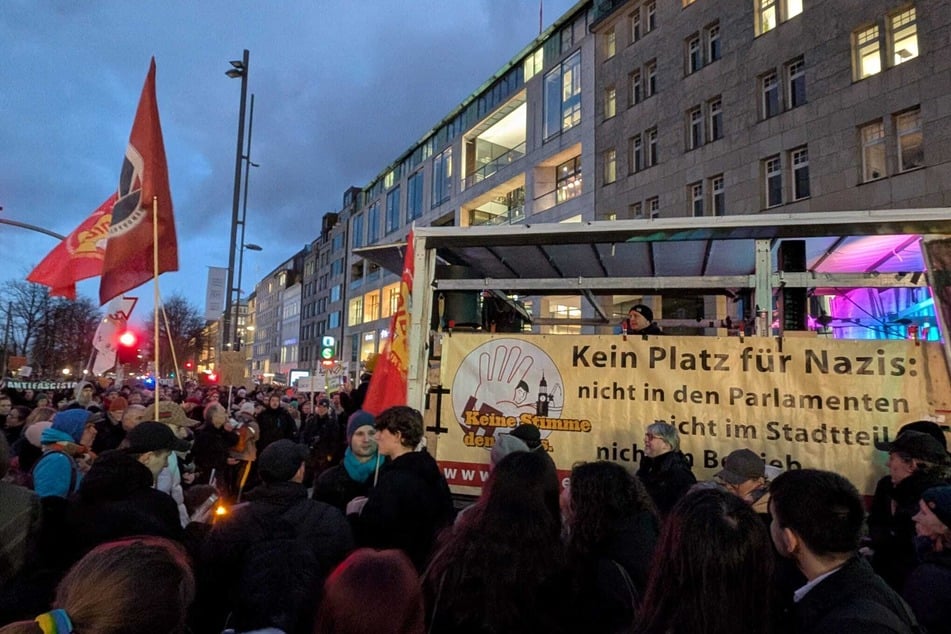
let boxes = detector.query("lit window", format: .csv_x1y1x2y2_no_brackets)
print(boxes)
764,155,783,208
348,297,364,326
605,30,617,58
688,107,704,149
757,0,777,35
647,128,658,166
854,25,882,79
630,70,643,105
708,97,723,141
786,57,806,109
860,121,886,182
683,0,696,5
791,147,810,200
890,7,918,66
762,71,780,118
631,134,644,172
787,0,803,20
646,2,656,32
711,175,725,216
364,291,381,323
556,156,583,203
648,196,660,219
687,35,702,74
604,148,617,184
690,182,704,216
645,61,657,97
605,86,617,119
707,23,721,61
896,108,923,172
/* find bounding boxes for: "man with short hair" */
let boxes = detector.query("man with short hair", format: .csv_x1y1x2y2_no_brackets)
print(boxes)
65,422,188,559
769,468,919,633
256,393,296,452
313,410,383,511
198,439,354,633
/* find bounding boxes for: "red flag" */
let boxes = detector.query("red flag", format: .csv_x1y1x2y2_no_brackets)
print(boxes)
26,195,116,300
99,57,178,305
363,231,414,415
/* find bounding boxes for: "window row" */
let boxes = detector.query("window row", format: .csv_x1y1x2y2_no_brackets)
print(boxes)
349,170,426,248
762,146,810,209
760,56,805,119
860,106,922,182
685,22,720,75
686,96,723,150
853,6,918,81
687,176,726,217
628,196,660,220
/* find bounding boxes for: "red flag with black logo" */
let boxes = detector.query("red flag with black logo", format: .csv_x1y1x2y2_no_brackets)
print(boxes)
363,231,414,415
27,195,116,300
99,57,178,305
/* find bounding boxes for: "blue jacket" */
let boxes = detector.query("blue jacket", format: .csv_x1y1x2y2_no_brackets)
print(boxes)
33,428,82,499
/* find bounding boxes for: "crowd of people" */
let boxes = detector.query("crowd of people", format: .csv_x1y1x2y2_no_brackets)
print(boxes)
1,379,950,633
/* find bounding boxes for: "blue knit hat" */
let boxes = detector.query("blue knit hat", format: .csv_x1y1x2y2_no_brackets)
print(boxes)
52,409,91,443
347,410,375,443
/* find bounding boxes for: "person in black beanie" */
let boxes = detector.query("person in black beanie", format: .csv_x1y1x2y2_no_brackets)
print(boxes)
313,410,384,512
620,304,662,335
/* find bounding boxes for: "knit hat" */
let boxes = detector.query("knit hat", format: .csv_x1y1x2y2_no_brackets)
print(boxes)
347,410,375,443
258,439,309,483
922,486,951,529
52,409,91,443
108,396,128,412
317,398,331,408
144,401,198,428
629,304,653,323
715,449,766,485
238,401,256,416
875,430,950,464
490,433,529,469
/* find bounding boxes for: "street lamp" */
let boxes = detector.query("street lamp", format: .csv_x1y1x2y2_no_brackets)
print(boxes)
235,242,263,351
223,49,250,352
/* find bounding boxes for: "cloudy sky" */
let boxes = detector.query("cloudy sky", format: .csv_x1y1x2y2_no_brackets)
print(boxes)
0,0,578,320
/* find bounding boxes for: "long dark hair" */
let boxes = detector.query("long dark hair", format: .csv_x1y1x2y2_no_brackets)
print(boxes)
565,460,657,561
423,451,563,630
634,488,774,634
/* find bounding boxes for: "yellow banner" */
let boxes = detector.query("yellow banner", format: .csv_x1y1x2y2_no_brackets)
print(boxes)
436,334,951,495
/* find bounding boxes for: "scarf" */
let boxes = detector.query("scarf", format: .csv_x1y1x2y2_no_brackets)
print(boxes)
342,448,381,484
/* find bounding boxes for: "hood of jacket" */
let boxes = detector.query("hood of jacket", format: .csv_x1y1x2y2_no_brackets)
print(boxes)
77,450,154,501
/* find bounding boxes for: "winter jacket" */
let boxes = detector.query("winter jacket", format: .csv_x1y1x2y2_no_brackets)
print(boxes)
868,470,948,591
794,556,919,634
156,451,189,527
636,450,696,516
65,450,183,559
312,453,383,512
32,428,85,499
0,481,41,588
197,481,354,634
190,424,239,485
256,406,296,452
355,448,454,570
903,540,951,633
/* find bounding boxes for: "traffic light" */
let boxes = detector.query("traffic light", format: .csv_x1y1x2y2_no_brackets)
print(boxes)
116,330,138,364
319,336,336,364
185,360,194,371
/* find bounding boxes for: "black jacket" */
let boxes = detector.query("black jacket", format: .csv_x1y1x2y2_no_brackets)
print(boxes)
65,450,183,559
868,470,947,591
636,451,696,516
197,481,353,634
795,556,919,634
256,406,296,450
355,449,454,570
313,461,377,512
190,423,238,484
903,541,951,633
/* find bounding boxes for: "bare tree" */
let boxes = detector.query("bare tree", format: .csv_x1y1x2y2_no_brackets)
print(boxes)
31,297,100,377
1,280,52,356
145,293,206,376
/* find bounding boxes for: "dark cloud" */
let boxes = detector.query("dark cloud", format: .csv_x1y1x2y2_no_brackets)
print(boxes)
0,0,577,317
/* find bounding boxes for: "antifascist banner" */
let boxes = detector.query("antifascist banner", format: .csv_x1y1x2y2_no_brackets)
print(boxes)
27,195,116,299
100,58,178,305
363,231,414,415
436,334,951,495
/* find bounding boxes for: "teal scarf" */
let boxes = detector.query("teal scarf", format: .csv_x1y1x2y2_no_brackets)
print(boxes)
342,448,381,484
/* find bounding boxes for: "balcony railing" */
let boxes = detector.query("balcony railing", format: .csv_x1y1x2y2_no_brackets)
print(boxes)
464,142,526,190
472,204,526,227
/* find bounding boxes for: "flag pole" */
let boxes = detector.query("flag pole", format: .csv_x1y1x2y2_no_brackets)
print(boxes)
159,301,184,391
153,196,160,380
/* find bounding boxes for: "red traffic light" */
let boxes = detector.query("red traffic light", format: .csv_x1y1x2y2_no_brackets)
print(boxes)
207,372,218,383
185,361,194,370
118,331,137,347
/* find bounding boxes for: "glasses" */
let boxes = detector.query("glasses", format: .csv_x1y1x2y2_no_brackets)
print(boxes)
644,433,658,441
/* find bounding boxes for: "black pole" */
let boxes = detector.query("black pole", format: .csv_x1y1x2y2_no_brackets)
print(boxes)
236,93,255,350
223,49,249,353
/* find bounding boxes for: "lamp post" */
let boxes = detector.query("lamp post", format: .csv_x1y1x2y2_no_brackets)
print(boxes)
223,49,250,353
